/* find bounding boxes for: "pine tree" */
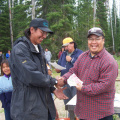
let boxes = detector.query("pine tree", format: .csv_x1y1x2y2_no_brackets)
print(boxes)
75,0,93,51
12,0,31,40
111,0,120,53
36,0,77,59
96,0,112,52
0,0,11,53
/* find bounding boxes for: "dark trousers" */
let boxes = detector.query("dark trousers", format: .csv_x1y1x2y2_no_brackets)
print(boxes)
48,111,55,120
80,115,113,120
99,115,113,120
4,107,12,120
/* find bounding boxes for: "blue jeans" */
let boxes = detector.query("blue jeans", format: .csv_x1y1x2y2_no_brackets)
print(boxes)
4,107,12,120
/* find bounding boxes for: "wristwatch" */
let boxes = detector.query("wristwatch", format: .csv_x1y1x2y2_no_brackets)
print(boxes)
55,80,58,84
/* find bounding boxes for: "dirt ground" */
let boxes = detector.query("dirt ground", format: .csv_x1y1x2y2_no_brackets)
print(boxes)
0,98,68,120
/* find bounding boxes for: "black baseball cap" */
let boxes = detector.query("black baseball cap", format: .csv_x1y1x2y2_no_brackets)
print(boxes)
87,27,104,38
30,18,53,34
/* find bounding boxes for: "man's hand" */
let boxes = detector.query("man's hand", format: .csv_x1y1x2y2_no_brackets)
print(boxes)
55,68,61,73
55,77,65,88
76,83,83,91
66,56,72,62
53,87,68,100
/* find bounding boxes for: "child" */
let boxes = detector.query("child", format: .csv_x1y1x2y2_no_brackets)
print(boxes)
0,59,12,120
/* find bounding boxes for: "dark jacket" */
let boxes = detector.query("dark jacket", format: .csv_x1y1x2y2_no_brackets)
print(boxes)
9,36,56,120
58,48,83,76
0,92,12,109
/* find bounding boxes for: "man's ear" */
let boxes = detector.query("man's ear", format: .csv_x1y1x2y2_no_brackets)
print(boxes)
30,27,34,34
103,38,105,44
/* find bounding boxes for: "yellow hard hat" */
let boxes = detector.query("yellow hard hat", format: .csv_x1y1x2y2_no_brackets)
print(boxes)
62,37,73,46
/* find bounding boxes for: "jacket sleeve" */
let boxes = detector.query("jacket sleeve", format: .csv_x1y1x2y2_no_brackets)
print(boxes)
9,44,56,87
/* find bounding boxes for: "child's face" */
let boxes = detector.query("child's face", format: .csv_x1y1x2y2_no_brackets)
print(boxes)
2,63,10,75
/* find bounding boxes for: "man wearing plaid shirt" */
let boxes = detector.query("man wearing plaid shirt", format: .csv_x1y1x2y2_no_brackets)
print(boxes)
56,27,118,120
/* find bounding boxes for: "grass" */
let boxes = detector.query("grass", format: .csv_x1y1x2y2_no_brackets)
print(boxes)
114,55,120,69
51,68,60,78
114,56,120,95
0,108,4,113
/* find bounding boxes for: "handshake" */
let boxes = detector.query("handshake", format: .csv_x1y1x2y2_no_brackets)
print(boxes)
55,76,65,88
53,76,68,100
53,74,83,100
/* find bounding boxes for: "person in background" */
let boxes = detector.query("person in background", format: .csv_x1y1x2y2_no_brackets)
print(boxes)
0,51,4,66
8,18,68,120
0,60,12,120
6,50,10,59
55,37,83,105
0,84,13,94
56,27,118,120
58,47,64,59
45,48,52,64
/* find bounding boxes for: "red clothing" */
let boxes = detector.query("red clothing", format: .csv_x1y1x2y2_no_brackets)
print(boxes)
58,51,63,59
63,48,118,120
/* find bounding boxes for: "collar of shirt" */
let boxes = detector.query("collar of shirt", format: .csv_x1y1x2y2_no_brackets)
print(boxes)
33,44,39,52
4,74,11,79
67,48,77,56
88,48,105,59
67,52,73,56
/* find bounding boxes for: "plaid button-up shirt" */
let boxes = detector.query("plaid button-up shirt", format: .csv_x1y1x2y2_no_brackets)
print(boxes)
63,48,118,120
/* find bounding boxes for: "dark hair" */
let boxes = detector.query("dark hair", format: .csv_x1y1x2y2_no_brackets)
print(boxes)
1,59,10,76
24,28,30,38
24,27,38,38
70,42,77,49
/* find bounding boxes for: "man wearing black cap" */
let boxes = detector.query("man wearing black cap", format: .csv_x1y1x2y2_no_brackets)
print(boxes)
57,27,118,120
8,18,68,120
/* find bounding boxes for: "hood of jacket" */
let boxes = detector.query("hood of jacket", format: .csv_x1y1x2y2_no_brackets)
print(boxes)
13,36,43,54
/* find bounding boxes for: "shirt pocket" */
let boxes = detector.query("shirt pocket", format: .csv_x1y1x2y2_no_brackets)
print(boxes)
89,68,100,82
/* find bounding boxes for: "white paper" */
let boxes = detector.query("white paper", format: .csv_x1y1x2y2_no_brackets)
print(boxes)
114,93,120,107
49,62,66,70
67,73,83,86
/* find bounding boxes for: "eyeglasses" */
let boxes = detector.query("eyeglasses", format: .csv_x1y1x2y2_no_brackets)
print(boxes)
40,30,48,37
88,37,103,42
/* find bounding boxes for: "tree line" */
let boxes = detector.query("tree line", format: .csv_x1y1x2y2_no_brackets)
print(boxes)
0,0,120,59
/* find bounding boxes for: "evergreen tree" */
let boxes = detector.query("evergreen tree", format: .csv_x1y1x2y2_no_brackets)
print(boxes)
36,0,77,59
96,0,111,52
111,0,120,53
0,0,11,53
12,0,31,40
75,0,93,51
